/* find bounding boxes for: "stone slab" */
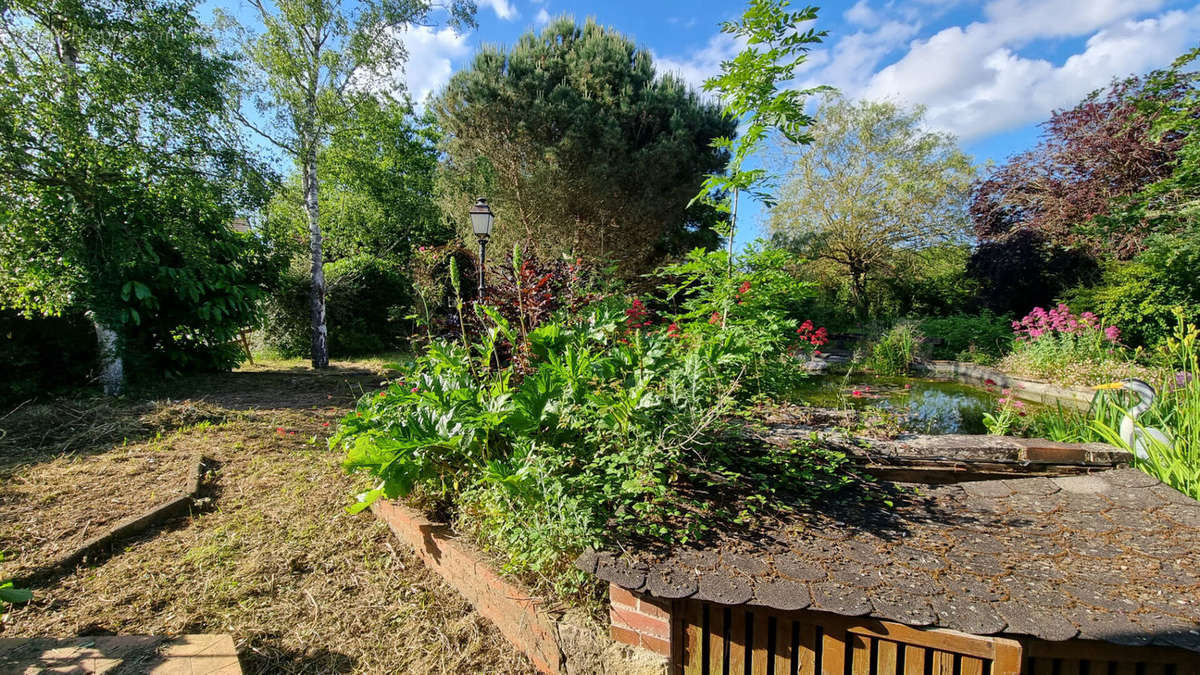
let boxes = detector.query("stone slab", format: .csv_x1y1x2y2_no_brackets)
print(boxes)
0,634,240,674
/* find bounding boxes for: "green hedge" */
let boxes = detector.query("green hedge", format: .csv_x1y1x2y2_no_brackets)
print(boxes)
0,310,97,404
918,311,1012,361
263,255,410,358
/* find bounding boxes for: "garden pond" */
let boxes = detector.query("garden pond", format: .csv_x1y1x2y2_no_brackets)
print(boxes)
789,374,1015,435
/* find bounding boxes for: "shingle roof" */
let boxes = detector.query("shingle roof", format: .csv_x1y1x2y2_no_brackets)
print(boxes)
579,468,1200,652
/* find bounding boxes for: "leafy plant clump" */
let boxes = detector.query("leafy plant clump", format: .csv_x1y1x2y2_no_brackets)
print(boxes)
865,323,925,376
918,311,1011,362
332,246,854,598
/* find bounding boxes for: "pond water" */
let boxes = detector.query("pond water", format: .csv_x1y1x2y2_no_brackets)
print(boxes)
789,374,1005,435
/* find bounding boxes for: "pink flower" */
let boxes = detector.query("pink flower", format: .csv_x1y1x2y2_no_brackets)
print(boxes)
1104,325,1121,343
411,386,419,393
852,390,863,398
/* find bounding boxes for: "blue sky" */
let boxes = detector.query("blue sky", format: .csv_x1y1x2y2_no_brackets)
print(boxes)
210,0,1200,248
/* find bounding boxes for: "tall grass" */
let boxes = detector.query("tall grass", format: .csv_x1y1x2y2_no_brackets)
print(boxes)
1089,315,1199,499
867,323,924,376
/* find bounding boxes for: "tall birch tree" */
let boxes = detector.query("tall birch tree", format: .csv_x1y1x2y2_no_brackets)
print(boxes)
218,0,475,368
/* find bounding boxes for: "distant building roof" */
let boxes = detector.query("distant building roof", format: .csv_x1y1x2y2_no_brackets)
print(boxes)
579,468,1200,652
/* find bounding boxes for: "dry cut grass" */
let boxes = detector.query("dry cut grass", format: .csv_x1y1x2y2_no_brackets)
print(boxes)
0,361,534,674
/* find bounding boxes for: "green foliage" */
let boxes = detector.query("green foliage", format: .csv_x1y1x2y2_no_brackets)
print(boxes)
866,323,924,376
655,244,818,397
0,311,96,404
263,102,448,265
1,552,32,608
434,17,734,274
264,255,409,358
332,247,857,597
218,0,474,367
0,0,276,387
1062,230,1200,350
696,0,827,239
771,95,975,321
918,311,1012,361
1035,314,1200,499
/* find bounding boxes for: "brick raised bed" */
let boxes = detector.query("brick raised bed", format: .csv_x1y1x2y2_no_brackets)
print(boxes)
371,499,668,674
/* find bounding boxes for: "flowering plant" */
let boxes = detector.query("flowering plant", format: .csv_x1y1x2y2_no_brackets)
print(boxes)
1012,304,1119,344
1000,304,1133,384
982,389,1026,436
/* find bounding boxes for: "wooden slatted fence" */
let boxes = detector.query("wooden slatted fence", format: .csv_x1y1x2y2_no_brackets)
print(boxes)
681,601,1021,675
677,600,1200,675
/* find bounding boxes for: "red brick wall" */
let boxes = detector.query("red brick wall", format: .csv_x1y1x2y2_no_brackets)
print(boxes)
372,499,564,674
609,583,674,657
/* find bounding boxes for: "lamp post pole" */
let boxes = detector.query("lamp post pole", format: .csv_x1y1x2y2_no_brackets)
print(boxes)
468,197,496,302
477,236,488,300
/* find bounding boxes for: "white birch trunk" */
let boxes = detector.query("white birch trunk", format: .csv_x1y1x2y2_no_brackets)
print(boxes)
305,143,328,368
91,315,124,396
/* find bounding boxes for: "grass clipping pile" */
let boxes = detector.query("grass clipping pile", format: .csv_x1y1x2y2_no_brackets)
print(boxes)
0,364,532,675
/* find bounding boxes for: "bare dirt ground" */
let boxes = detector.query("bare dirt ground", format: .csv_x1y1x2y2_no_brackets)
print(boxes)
0,358,534,674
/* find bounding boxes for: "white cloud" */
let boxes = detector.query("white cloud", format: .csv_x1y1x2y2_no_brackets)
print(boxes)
535,8,550,26
396,25,471,105
480,0,517,21
654,32,747,91
803,0,1200,141
844,1,879,28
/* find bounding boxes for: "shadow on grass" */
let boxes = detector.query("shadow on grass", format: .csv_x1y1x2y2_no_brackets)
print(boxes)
0,364,386,471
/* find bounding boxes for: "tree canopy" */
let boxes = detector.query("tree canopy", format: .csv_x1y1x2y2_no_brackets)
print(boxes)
433,16,735,274
218,0,474,367
0,0,276,391
769,95,975,321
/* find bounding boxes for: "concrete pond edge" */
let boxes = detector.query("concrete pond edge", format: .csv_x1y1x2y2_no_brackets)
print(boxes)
915,360,1098,410
17,453,208,586
370,499,668,675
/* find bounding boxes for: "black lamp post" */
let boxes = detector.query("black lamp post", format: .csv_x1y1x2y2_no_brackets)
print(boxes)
469,197,495,300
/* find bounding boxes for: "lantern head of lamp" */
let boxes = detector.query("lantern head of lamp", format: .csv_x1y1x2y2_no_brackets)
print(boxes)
469,198,494,242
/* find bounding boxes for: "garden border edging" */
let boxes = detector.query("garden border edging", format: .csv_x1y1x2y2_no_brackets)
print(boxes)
18,453,208,585
370,499,669,675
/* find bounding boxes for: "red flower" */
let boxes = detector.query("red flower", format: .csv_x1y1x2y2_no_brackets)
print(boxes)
666,323,682,338
322,422,331,427
709,312,722,325
984,378,997,386
738,280,751,295
851,390,863,398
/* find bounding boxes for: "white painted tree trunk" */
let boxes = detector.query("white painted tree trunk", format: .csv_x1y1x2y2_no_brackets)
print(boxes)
304,143,328,369
91,315,124,396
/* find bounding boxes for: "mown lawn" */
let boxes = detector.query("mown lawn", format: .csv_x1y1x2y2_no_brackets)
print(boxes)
0,358,533,674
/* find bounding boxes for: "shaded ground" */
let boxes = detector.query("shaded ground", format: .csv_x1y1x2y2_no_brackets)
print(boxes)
0,358,533,674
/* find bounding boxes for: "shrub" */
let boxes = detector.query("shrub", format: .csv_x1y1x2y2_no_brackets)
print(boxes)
656,244,819,398
1062,230,1200,350
333,246,860,598
263,255,410,358
918,311,1012,361
866,323,924,375
998,304,1134,384
0,310,96,404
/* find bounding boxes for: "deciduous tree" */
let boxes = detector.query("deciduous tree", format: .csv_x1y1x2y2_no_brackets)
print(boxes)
0,0,274,394
769,95,975,321
218,0,474,367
